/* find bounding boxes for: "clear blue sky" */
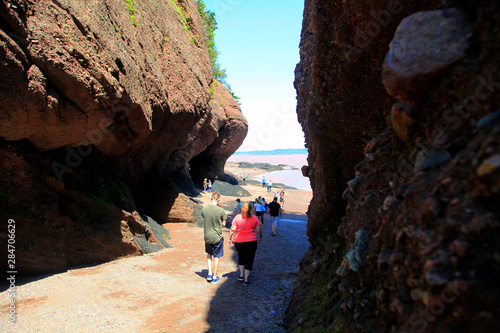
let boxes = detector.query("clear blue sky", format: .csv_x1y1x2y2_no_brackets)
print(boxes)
203,0,305,152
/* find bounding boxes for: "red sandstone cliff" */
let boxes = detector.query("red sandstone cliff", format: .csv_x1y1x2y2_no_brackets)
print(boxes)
289,0,499,332
0,0,247,275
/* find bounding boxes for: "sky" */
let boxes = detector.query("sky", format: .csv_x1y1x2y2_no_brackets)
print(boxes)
203,0,305,152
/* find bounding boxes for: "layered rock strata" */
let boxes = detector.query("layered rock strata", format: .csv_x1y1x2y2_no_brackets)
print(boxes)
289,0,499,331
0,0,247,275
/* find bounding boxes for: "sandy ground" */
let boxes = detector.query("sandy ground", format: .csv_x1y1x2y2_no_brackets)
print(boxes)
0,168,312,332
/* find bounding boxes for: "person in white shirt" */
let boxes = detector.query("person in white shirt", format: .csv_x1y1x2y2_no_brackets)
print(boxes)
267,180,273,192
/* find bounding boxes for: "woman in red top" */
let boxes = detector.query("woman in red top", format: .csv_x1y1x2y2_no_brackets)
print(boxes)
229,202,263,285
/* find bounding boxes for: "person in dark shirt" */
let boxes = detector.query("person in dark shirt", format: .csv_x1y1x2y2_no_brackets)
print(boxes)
267,197,282,236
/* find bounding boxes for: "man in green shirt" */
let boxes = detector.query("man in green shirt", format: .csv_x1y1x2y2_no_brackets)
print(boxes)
202,191,227,283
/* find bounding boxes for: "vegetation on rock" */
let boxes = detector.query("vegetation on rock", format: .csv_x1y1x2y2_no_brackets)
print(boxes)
196,0,240,101
125,0,138,26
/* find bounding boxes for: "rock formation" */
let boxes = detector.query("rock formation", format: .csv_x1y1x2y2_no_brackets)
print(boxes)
190,81,248,182
0,0,247,275
288,0,499,332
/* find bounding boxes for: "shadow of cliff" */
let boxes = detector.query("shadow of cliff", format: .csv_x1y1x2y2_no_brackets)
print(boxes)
204,239,245,333
203,212,310,332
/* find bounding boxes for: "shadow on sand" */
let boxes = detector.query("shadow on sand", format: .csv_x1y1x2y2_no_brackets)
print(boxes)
203,211,309,332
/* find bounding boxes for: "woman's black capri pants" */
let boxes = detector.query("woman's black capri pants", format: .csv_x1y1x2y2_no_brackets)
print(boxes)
234,241,258,271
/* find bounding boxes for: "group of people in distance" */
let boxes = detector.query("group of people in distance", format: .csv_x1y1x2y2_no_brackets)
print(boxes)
203,178,212,192
202,192,283,286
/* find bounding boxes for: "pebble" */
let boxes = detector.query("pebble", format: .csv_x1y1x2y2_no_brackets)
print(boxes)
336,261,350,277
422,197,441,216
425,271,449,286
476,110,500,129
366,153,377,162
391,102,415,141
345,229,370,272
347,175,365,194
410,288,423,301
449,239,469,257
382,195,400,211
476,154,500,176
417,150,453,171
377,251,392,271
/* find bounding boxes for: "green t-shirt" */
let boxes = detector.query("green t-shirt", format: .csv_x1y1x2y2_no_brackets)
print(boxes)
202,204,227,244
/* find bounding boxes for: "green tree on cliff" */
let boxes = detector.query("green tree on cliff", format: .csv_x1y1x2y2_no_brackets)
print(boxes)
196,0,240,101
196,1,226,81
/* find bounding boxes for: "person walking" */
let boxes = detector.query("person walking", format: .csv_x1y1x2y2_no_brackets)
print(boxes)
267,197,282,236
262,176,266,188
279,190,285,207
203,178,208,192
208,179,212,192
267,180,273,192
254,198,264,224
235,198,242,215
229,202,262,285
261,198,268,224
202,192,227,283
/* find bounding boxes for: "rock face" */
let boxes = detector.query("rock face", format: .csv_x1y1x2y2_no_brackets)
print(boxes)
293,0,441,251
288,0,500,332
0,0,247,275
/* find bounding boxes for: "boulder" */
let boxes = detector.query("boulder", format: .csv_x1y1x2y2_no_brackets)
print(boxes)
211,180,251,197
382,8,473,104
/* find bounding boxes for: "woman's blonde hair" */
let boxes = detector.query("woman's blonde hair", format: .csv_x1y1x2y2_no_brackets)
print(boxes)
241,202,253,218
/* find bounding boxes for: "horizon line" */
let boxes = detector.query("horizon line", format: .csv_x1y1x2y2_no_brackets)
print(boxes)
233,148,308,155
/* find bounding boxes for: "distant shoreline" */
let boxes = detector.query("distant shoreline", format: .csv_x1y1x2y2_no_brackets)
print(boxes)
226,154,311,191
228,153,308,169
233,148,307,156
